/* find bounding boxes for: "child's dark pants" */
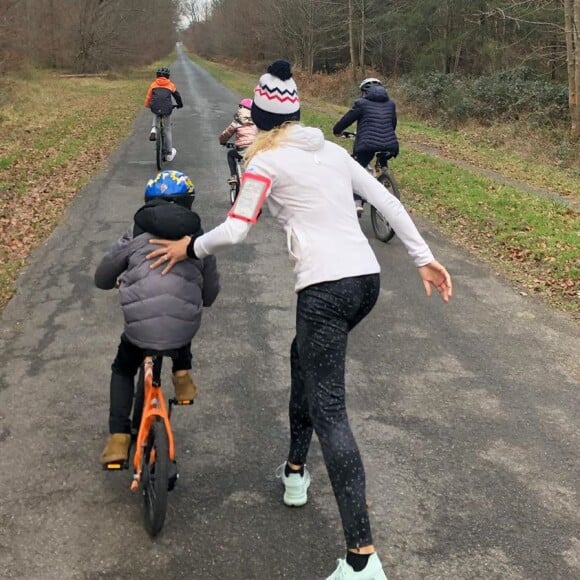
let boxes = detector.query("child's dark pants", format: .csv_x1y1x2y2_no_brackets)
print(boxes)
287,273,380,549
227,147,243,176
109,333,192,434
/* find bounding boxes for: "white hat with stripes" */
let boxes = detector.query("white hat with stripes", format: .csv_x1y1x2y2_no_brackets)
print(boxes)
251,60,300,131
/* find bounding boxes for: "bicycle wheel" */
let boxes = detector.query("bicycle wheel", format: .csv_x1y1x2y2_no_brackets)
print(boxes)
141,418,169,537
229,181,239,206
156,126,163,171
371,172,400,243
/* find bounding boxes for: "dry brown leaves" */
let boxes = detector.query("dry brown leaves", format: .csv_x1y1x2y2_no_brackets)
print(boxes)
0,72,143,310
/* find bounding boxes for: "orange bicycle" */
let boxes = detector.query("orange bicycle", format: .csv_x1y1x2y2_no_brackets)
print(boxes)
105,355,193,536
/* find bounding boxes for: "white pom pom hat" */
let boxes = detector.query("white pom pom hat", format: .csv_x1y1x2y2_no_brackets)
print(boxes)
251,60,301,131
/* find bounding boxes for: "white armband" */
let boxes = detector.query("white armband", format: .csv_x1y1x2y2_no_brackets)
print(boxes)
228,173,271,223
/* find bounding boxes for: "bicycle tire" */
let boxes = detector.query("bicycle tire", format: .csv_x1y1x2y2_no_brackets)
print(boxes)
229,182,239,206
141,418,169,537
371,172,400,243
156,125,163,171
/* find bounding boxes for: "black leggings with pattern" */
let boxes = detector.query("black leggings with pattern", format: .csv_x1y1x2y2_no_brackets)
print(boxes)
287,273,380,548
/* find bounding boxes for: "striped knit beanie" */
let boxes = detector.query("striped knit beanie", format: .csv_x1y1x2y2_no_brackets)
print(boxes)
251,60,300,131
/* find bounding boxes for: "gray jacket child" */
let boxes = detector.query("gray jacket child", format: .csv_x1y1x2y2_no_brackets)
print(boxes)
95,199,220,351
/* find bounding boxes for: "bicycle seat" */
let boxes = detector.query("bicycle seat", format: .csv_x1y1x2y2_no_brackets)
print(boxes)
375,150,395,160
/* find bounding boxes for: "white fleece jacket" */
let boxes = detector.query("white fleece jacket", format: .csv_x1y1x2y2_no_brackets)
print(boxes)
194,125,434,292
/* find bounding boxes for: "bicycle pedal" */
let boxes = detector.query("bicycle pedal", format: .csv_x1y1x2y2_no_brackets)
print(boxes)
103,459,129,471
173,398,194,406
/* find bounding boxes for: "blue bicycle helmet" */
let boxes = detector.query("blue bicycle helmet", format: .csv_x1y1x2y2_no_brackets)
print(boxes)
144,170,195,209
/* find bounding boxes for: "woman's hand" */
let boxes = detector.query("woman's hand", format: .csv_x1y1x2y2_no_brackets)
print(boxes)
418,260,453,303
147,236,191,274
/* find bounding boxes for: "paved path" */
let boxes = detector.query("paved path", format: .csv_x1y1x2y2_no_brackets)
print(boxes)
0,47,578,580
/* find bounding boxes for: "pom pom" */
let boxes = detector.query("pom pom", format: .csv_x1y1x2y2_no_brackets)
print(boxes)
267,60,292,81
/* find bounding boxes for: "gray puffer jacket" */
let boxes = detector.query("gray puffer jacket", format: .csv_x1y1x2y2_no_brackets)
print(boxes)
94,200,220,351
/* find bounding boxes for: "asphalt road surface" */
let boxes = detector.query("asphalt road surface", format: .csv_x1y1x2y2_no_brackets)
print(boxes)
0,47,578,580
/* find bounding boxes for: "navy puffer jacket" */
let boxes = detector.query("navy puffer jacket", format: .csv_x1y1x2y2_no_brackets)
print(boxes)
333,85,398,156
94,200,220,351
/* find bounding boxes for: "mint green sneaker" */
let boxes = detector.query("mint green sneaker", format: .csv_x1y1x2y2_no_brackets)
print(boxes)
275,462,311,507
325,553,388,580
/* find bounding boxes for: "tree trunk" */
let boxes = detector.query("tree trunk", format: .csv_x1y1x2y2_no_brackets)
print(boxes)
348,0,357,81
564,0,579,141
358,0,365,77
307,0,314,74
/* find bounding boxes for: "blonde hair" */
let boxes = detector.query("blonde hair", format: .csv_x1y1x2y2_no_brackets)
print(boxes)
243,122,301,167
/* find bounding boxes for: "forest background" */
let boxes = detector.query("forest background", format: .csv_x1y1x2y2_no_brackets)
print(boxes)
0,0,578,315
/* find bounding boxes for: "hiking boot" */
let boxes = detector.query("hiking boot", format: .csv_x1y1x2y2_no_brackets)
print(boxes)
149,128,156,141
325,553,387,580
275,462,311,507
166,148,177,162
172,372,198,402
100,433,131,465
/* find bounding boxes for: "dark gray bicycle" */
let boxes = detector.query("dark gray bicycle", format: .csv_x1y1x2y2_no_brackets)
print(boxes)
154,106,177,171
223,142,243,205
341,131,401,243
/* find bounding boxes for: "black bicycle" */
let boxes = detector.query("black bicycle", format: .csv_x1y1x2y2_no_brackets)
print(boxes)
154,106,177,171
341,131,401,243
223,142,243,205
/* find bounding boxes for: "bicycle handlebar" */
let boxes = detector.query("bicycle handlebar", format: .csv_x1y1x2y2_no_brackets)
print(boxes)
222,142,236,148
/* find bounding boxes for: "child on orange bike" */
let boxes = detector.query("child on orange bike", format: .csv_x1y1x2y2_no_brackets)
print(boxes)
219,98,257,184
94,170,220,465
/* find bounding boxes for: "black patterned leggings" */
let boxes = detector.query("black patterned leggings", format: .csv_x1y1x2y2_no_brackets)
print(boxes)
287,273,380,548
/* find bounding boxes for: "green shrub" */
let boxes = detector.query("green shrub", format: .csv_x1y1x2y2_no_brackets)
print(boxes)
399,68,568,126
470,68,568,122
398,72,471,127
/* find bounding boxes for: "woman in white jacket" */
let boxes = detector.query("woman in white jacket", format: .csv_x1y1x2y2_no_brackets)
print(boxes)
148,60,452,580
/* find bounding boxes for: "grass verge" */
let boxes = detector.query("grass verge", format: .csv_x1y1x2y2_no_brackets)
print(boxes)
192,56,579,315
0,67,150,310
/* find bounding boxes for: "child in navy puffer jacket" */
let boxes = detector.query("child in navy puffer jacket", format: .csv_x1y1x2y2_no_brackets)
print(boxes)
333,78,399,215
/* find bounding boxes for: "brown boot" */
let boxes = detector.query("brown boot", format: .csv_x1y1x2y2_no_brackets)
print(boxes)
100,433,131,465
172,372,198,402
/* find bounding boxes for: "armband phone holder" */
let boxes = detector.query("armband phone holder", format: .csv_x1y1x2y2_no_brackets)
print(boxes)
228,173,271,223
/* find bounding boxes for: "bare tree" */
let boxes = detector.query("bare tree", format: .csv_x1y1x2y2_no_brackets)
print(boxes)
564,0,579,140
271,0,339,73
476,1,574,138
0,0,22,73
348,0,357,79
0,0,180,73
180,0,205,25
